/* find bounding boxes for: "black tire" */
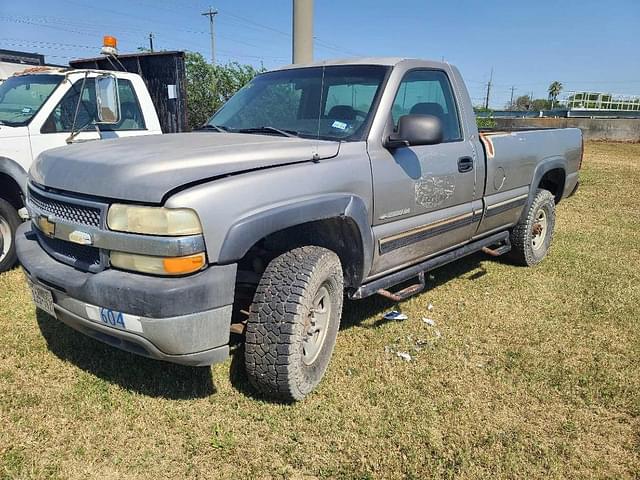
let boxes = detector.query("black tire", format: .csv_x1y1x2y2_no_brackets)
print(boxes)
245,246,344,401
509,189,556,266
0,198,21,273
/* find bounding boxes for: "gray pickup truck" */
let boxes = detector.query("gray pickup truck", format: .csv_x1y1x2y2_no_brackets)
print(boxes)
16,58,582,401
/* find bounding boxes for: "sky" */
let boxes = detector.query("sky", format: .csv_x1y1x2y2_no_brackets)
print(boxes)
1,0,639,108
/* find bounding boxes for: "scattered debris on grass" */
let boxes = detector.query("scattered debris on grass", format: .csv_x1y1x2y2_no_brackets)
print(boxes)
383,310,408,321
427,303,434,311
396,351,412,362
422,317,435,326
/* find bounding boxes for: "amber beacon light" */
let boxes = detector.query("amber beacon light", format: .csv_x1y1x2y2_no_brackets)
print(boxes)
101,35,118,55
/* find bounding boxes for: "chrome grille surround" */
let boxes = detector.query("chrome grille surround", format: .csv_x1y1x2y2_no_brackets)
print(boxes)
27,184,108,273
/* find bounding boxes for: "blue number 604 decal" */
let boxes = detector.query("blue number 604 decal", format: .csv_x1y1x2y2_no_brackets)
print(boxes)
100,308,126,329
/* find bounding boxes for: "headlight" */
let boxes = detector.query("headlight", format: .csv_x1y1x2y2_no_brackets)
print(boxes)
107,204,202,236
110,251,206,276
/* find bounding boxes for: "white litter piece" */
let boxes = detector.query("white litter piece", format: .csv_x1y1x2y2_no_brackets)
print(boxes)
396,351,412,362
427,303,434,311
434,329,442,339
422,317,436,326
383,310,408,321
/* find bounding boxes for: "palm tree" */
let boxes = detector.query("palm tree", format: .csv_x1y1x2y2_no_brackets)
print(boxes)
548,81,563,109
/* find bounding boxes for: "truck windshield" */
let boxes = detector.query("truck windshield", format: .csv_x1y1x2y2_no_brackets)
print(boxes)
0,74,62,126
207,65,390,141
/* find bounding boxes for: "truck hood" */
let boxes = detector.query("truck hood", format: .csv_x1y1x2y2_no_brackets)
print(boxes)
30,132,340,203
0,124,28,140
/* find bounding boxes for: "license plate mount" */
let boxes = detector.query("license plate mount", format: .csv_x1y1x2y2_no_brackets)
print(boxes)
28,281,57,318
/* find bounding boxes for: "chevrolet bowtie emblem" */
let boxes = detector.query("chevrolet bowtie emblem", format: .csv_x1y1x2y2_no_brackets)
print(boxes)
68,230,93,245
37,216,56,238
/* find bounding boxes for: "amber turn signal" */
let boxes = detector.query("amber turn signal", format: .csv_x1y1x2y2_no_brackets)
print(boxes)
163,254,206,275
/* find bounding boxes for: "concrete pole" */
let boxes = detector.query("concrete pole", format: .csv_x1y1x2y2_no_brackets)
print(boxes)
202,7,218,64
292,0,313,64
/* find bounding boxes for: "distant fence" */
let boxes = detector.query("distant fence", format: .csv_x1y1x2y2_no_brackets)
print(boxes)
493,118,640,142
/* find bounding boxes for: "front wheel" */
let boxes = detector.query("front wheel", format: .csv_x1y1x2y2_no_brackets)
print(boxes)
508,189,556,266
244,246,344,401
0,198,20,273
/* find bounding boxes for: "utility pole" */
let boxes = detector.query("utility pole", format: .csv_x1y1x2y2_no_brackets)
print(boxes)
484,67,493,109
148,33,154,52
202,6,218,64
292,0,313,64
509,85,516,109
530,91,534,110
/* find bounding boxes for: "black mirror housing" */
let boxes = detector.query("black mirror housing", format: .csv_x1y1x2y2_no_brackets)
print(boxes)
385,114,444,148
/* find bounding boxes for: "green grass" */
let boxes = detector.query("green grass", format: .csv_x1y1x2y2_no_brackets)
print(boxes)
1,142,639,479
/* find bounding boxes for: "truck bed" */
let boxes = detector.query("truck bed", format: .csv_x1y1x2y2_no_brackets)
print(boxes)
474,127,582,238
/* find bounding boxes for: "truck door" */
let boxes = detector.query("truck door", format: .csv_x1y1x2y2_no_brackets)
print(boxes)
368,69,479,277
29,77,149,160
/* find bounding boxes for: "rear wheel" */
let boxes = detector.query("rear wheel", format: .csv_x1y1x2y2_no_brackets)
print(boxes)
0,198,20,273
509,189,556,266
244,246,344,401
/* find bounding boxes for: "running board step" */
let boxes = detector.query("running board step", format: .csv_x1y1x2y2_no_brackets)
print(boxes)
377,271,426,302
350,231,510,301
481,238,511,257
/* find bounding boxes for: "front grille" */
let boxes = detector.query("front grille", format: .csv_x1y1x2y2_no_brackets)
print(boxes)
38,234,101,271
28,185,107,273
29,188,101,228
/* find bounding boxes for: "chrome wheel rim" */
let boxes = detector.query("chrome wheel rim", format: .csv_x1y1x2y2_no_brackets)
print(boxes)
303,285,332,365
531,208,548,251
0,216,11,263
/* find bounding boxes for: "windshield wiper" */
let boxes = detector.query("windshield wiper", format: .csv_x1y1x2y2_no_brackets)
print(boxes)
237,126,299,138
195,124,230,132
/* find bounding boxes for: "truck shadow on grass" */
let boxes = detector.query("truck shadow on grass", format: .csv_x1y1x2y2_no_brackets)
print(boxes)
340,251,489,330
36,310,216,400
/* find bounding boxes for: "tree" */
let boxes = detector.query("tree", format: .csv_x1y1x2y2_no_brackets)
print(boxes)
514,94,532,111
531,98,552,110
185,52,264,130
548,81,563,109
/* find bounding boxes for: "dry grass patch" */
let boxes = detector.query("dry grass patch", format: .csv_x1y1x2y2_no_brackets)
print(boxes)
1,142,639,479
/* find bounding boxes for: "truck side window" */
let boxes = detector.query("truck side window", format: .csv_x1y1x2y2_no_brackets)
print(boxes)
42,78,145,133
391,70,462,142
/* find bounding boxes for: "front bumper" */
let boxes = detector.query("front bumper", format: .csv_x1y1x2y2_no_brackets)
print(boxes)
16,223,237,366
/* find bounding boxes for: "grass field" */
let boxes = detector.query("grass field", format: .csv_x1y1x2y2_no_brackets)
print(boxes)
1,142,639,479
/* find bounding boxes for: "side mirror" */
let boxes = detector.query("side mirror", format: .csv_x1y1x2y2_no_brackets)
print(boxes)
385,114,443,149
95,74,120,124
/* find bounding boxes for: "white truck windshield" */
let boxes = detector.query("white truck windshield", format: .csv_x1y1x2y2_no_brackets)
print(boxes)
0,74,63,126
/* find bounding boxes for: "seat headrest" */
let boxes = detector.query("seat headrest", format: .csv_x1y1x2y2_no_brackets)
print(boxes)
327,105,356,120
409,102,445,117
